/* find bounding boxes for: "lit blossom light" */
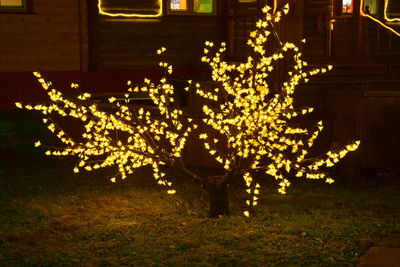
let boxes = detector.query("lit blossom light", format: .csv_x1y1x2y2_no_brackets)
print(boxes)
198,4,360,216
17,4,360,217
17,59,195,195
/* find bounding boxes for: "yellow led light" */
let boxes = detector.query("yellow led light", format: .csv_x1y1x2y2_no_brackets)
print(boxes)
384,0,400,22
360,0,400,37
19,4,361,219
98,0,162,18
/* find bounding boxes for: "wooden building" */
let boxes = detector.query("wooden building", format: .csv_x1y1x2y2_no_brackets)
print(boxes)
1,0,400,172
1,0,399,76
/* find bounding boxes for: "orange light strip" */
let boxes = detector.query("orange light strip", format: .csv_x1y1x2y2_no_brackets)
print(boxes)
360,0,400,37
98,0,163,18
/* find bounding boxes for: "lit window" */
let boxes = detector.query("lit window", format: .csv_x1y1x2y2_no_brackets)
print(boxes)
169,0,215,14
0,0,29,12
194,0,213,13
363,0,377,16
1,0,22,6
342,0,353,14
171,0,188,11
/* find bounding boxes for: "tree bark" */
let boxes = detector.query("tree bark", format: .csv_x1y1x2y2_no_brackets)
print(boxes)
207,183,230,218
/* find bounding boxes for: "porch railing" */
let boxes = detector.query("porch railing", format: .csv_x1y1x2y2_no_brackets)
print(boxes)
363,17,400,71
227,8,292,93
228,8,259,61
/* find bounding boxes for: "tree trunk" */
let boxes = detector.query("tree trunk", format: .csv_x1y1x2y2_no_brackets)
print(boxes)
207,184,230,218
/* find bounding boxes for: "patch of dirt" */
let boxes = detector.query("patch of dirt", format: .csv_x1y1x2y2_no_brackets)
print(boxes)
1,214,82,246
377,232,400,248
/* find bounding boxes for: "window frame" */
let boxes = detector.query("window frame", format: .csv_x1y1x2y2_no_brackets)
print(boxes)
167,0,217,16
0,0,33,14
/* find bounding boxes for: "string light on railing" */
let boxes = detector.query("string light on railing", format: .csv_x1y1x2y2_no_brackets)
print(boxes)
384,0,400,22
360,0,400,37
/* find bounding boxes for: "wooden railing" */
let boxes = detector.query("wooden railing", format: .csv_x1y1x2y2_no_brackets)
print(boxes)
227,8,292,92
227,8,259,60
363,17,400,70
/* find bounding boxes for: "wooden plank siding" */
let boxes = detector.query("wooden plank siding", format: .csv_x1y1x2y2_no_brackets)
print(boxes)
95,16,226,70
0,0,88,71
296,88,400,170
303,0,331,57
275,0,304,44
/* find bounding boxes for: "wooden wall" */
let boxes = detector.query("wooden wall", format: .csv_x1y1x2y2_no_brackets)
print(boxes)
303,0,331,57
276,0,304,44
94,6,226,70
296,88,400,170
0,0,88,71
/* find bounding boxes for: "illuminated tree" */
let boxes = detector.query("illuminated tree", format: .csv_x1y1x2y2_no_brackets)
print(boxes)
16,66,192,196
194,4,360,217
17,5,359,218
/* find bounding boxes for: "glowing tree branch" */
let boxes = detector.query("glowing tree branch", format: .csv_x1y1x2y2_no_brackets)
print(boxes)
17,4,360,218
197,4,360,217
16,54,201,195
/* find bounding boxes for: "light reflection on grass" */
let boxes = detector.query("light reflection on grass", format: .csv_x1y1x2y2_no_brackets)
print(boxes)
0,111,399,266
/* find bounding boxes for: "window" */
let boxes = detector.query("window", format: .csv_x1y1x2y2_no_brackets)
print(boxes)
363,0,378,16
342,0,353,14
169,0,215,15
0,0,30,13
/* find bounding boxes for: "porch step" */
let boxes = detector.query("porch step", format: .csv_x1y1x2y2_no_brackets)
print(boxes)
301,80,400,91
301,58,400,91
304,57,377,66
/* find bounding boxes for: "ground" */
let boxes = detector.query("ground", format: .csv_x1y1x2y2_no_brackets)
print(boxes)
0,110,399,266
357,233,400,266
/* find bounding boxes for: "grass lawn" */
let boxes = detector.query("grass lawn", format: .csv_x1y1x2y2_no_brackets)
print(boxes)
1,111,399,266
